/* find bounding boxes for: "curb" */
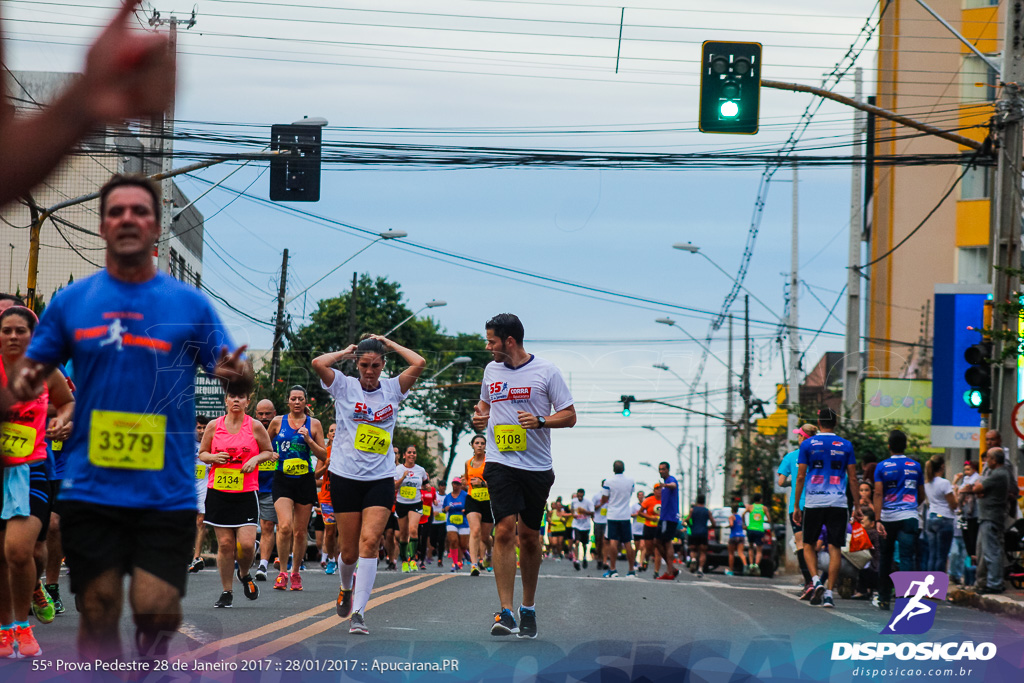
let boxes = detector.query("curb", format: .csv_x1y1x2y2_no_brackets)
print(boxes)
947,587,1024,621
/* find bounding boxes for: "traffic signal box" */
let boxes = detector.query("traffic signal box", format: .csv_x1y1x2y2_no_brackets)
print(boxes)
620,395,635,417
699,41,762,135
963,341,992,412
270,124,322,202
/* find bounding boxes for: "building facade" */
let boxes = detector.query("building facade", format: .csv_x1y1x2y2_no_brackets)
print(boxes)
1,71,204,302
868,0,998,378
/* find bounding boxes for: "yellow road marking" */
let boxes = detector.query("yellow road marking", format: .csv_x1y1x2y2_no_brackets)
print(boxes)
225,575,454,662
178,574,425,661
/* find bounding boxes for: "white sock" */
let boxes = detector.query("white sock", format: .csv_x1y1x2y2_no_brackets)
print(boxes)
352,557,378,614
321,552,328,563
824,589,833,597
340,561,357,591
812,575,821,586
520,604,535,612
259,559,268,570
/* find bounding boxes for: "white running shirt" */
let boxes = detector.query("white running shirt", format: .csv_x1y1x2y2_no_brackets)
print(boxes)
570,496,594,531
602,473,636,522
395,464,428,504
323,370,408,481
479,355,574,471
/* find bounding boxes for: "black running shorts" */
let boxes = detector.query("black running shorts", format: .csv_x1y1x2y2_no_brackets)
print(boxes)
272,473,317,506
465,495,494,524
59,501,194,597
395,500,423,519
483,461,554,530
329,473,395,514
802,506,848,548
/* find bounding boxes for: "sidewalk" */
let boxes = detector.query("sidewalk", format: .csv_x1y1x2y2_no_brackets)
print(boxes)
947,582,1024,621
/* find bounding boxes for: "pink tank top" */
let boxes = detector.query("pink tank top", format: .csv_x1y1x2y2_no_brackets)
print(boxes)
0,358,49,467
207,415,260,493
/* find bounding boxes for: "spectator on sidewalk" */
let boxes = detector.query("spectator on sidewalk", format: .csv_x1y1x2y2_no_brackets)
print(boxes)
852,506,880,601
924,456,958,573
953,460,981,562
966,448,1012,594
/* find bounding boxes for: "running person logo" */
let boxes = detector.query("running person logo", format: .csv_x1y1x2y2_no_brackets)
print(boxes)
881,572,949,635
98,319,126,351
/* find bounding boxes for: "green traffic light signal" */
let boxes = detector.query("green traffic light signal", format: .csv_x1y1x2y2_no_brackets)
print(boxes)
620,394,635,417
699,41,762,135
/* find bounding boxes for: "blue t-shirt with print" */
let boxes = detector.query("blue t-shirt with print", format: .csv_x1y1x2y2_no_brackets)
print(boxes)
797,433,856,508
26,271,236,511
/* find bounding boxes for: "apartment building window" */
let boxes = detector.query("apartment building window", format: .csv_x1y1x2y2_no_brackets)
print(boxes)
961,54,997,103
957,246,989,284
961,152,991,199
963,0,998,8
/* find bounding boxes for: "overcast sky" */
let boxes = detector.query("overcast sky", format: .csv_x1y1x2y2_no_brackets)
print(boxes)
5,0,885,504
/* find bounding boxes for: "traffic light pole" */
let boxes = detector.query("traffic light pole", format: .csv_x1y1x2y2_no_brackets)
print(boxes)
990,1,1024,470
761,80,983,151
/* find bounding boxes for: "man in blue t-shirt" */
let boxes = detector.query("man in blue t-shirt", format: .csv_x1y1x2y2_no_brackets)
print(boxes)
777,423,818,596
872,429,924,610
793,408,858,609
655,461,680,580
10,175,251,662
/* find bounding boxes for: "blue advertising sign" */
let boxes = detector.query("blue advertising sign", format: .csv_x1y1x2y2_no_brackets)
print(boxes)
931,284,989,448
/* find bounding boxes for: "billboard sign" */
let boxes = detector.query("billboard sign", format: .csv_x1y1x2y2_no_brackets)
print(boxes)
931,284,989,448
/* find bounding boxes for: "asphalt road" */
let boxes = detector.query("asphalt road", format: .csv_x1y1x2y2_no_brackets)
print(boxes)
1,558,1021,682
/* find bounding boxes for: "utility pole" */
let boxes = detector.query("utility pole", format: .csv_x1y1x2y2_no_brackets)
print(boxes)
788,162,800,450
270,249,289,384
702,382,709,498
991,1,1024,471
147,11,193,274
844,68,865,422
725,314,734,505
742,295,751,505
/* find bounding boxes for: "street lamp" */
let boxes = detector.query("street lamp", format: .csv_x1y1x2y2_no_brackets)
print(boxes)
287,230,407,304
429,355,472,380
383,299,447,336
655,317,740,379
672,243,783,323
653,363,695,391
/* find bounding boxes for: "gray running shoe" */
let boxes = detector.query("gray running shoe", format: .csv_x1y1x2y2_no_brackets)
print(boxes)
349,611,368,635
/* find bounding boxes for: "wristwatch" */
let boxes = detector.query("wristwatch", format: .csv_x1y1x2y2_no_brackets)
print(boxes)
536,416,547,429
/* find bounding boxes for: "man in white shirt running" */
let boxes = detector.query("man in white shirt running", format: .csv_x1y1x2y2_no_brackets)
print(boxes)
472,313,576,639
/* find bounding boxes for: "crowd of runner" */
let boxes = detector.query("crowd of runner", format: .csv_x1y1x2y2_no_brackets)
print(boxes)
0,176,581,656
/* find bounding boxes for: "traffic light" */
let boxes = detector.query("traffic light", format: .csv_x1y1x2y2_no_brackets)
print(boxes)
963,341,992,412
620,395,635,417
699,41,762,135
270,124,322,202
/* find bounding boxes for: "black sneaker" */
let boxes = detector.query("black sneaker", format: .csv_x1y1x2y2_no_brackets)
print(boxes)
809,584,825,606
189,557,204,573
214,591,233,608
471,566,480,577
517,608,537,639
337,587,353,619
490,608,519,636
573,560,581,571
822,594,835,608
238,571,259,601
582,558,588,570
44,584,65,615
255,567,268,582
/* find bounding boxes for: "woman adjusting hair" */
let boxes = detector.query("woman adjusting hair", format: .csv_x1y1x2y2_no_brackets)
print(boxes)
312,335,425,635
